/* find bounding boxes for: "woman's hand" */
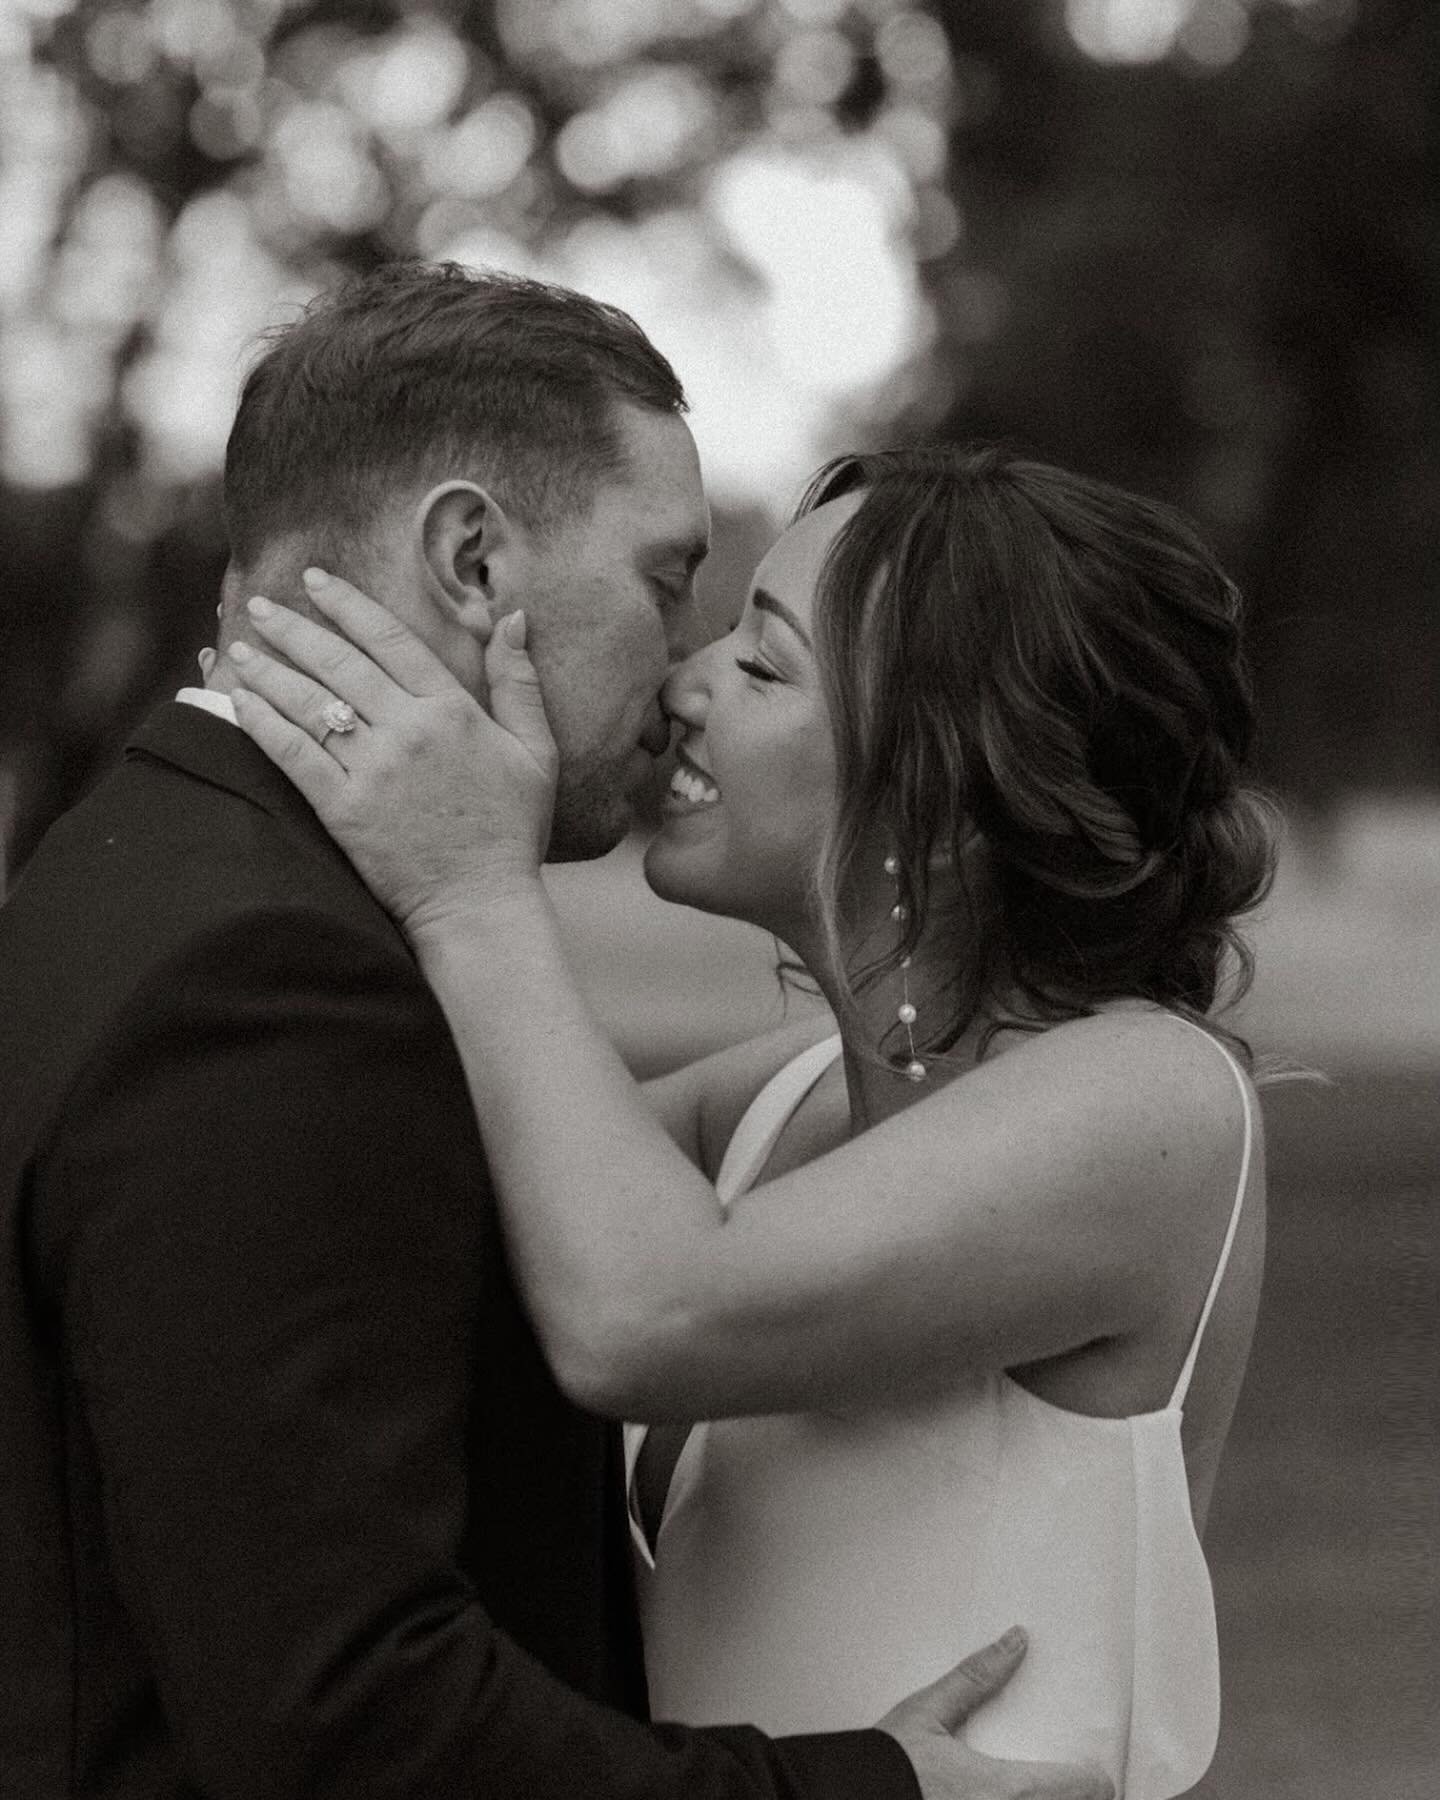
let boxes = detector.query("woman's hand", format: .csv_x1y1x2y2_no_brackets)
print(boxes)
227,568,559,936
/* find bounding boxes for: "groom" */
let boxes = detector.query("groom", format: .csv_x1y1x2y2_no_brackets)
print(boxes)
0,264,1107,1800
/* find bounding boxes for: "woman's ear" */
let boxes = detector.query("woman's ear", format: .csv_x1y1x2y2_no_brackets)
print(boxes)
416,480,515,639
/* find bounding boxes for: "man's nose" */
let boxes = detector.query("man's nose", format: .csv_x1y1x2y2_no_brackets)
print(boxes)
664,591,705,664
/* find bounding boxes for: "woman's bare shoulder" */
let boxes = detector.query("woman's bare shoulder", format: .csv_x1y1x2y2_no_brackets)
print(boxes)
946,1004,1265,1254
976,1004,1257,1123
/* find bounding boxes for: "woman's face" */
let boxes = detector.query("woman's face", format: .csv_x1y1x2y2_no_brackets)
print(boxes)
643,491,865,936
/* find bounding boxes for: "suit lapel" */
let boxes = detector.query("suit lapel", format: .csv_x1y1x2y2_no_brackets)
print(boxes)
125,702,359,880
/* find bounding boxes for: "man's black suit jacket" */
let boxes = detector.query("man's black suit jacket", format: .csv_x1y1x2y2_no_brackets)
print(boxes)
0,704,917,1800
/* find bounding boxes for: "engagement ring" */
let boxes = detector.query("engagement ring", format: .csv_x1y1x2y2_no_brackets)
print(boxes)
317,699,358,746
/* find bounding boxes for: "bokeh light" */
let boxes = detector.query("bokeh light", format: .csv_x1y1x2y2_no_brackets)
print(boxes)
0,0,959,523
554,64,716,193
1065,0,1354,67
122,191,302,483
423,94,538,197
1067,0,1194,63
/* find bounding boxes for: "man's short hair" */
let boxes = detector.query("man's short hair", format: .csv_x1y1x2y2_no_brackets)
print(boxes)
223,262,687,568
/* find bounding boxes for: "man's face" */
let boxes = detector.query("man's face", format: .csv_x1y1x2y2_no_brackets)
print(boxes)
511,403,710,860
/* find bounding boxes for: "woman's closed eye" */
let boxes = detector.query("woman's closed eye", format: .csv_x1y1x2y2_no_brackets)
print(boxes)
724,615,787,685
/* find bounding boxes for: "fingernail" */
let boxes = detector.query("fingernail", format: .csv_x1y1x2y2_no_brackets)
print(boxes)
228,641,253,662
302,567,326,590
247,595,273,619
505,609,527,649
999,1626,1026,1652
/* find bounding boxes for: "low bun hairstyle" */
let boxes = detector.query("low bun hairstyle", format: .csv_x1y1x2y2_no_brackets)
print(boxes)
800,444,1277,1064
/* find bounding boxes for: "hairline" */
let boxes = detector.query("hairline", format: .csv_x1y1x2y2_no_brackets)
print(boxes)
234,392,687,576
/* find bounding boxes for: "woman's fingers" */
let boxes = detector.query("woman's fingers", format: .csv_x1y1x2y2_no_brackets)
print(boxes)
244,596,402,722
230,687,348,812
301,567,467,697
226,641,366,758
483,612,559,781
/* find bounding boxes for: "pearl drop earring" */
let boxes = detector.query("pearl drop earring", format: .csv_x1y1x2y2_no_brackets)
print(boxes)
884,852,926,1082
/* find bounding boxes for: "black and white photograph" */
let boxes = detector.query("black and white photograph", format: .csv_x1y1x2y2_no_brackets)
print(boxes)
1,3,1433,1798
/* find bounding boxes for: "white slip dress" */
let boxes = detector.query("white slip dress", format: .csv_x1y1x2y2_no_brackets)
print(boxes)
624,1022,1254,1799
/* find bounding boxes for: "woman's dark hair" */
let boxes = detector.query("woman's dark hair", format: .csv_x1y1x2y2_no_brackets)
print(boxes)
798,443,1277,1066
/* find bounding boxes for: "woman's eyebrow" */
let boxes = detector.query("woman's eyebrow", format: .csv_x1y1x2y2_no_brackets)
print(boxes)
752,587,812,650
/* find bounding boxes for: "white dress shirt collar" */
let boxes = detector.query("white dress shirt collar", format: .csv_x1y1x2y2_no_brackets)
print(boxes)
175,686,238,727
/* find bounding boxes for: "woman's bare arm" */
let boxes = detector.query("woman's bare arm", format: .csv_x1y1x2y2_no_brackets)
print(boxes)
410,887,1242,1423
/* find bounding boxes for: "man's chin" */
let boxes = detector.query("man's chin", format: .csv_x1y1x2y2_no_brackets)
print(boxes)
544,788,633,864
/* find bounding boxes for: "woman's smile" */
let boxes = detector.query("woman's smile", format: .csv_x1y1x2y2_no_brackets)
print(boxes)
663,744,722,815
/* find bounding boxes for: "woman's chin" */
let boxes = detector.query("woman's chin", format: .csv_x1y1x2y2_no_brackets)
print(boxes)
642,827,737,917
644,830,708,904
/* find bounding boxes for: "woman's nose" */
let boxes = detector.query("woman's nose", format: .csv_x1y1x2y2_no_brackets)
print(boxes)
660,639,714,726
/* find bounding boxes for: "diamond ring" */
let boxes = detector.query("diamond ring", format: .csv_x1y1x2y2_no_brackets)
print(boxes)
317,699,358,746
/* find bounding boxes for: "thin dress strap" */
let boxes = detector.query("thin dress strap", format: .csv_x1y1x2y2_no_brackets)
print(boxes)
1164,1017,1255,1411
713,1034,844,1207
626,1033,845,1564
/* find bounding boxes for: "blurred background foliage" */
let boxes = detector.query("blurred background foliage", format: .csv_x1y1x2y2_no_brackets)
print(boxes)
0,0,1435,882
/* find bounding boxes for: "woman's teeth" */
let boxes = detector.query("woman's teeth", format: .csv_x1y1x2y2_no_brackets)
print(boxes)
669,764,721,806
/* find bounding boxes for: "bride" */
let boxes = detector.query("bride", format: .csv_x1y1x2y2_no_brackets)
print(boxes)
228,443,1272,1798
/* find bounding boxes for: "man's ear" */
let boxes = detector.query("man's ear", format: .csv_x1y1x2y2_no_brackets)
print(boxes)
415,480,517,639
